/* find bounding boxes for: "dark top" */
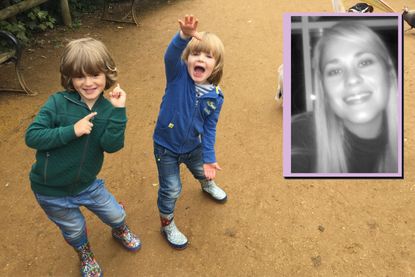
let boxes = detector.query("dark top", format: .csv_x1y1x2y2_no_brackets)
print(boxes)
291,112,387,173
25,91,127,196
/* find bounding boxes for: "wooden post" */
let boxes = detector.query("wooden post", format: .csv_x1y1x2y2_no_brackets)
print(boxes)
0,0,48,21
60,0,71,26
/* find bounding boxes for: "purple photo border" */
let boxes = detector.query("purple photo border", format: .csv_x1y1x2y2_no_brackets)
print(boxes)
282,13,403,178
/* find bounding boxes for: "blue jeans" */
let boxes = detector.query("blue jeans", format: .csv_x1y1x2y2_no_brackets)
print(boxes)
154,143,206,215
34,179,125,248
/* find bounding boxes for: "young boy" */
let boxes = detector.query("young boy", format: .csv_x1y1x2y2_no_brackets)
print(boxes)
25,38,140,277
153,15,227,249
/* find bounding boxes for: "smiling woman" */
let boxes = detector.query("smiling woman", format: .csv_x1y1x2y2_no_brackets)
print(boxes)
289,16,400,175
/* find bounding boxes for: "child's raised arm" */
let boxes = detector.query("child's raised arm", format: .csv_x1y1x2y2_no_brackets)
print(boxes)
164,15,202,83
178,15,202,41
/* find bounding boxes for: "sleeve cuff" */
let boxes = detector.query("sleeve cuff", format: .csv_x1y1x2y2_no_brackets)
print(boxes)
110,107,127,123
203,150,216,164
173,32,191,48
59,125,77,144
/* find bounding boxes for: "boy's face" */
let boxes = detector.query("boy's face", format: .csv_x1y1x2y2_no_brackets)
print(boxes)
72,73,106,107
186,51,216,84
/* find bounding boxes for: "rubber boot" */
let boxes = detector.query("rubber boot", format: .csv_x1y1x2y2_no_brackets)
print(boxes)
76,242,102,277
160,213,188,249
199,179,227,203
112,223,141,252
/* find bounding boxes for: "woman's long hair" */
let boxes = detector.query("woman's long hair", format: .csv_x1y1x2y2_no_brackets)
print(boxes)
312,21,398,173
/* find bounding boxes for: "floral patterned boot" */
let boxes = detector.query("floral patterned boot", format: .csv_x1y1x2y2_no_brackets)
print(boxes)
76,242,102,277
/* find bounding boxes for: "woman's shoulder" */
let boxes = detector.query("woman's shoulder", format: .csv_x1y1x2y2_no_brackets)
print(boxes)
291,112,316,173
292,111,313,122
291,112,314,135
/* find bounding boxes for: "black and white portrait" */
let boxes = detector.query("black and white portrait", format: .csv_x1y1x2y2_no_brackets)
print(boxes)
283,15,402,177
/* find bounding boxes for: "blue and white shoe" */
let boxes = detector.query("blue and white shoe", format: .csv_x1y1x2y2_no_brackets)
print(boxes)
160,214,188,249
200,180,227,203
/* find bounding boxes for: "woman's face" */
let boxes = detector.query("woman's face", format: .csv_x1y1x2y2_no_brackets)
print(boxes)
321,38,391,128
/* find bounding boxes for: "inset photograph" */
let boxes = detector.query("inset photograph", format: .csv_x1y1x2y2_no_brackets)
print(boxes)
283,14,403,177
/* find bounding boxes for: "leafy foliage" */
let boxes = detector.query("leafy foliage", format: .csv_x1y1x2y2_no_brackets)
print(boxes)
0,20,27,42
0,0,104,45
26,7,56,32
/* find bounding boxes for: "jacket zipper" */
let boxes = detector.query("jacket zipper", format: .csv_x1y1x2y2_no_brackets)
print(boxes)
72,133,91,193
64,95,96,193
180,98,199,152
43,152,50,185
179,89,219,152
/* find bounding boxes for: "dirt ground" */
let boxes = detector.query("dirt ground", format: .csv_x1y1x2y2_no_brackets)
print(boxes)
1,0,415,276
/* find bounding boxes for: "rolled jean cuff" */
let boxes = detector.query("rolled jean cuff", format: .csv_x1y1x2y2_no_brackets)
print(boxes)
65,226,88,248
110,218,126,229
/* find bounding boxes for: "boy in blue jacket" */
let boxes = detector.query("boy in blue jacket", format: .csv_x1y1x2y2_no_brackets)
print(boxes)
153,15,227,249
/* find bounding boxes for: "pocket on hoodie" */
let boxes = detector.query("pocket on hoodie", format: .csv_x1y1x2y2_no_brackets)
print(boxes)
32,151,56,185
159,111,178,130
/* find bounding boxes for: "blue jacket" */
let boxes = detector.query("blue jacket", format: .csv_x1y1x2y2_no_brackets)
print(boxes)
153,33,224,163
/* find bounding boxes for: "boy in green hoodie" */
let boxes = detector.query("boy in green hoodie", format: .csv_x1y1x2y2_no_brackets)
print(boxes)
25,38,140,277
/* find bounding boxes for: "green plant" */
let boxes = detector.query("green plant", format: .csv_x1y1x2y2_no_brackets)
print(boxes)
26,7,56,31
0,2,56,45
0,0,104,46
0,20,28,43
69,0,103,14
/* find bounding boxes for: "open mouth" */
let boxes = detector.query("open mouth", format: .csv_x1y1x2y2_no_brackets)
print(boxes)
343,91,372,105
194,65,206,76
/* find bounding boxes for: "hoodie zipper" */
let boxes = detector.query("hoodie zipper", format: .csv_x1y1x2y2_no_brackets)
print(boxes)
64,95,96,193
180,97,200,152
72,137,91,194
179,87,220,152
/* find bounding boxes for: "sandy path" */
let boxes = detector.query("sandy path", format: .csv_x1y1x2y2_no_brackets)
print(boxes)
0,0,414,276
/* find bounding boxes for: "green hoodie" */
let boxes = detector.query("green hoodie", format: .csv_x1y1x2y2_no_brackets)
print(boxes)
25,91,127,196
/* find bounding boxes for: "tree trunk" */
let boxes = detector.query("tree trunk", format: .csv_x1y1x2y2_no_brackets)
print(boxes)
60,0,71,26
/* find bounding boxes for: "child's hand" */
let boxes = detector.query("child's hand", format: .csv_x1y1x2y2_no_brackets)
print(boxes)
178,15,202,40
203,162,222,180
109,84,126,108
74,112,97,137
